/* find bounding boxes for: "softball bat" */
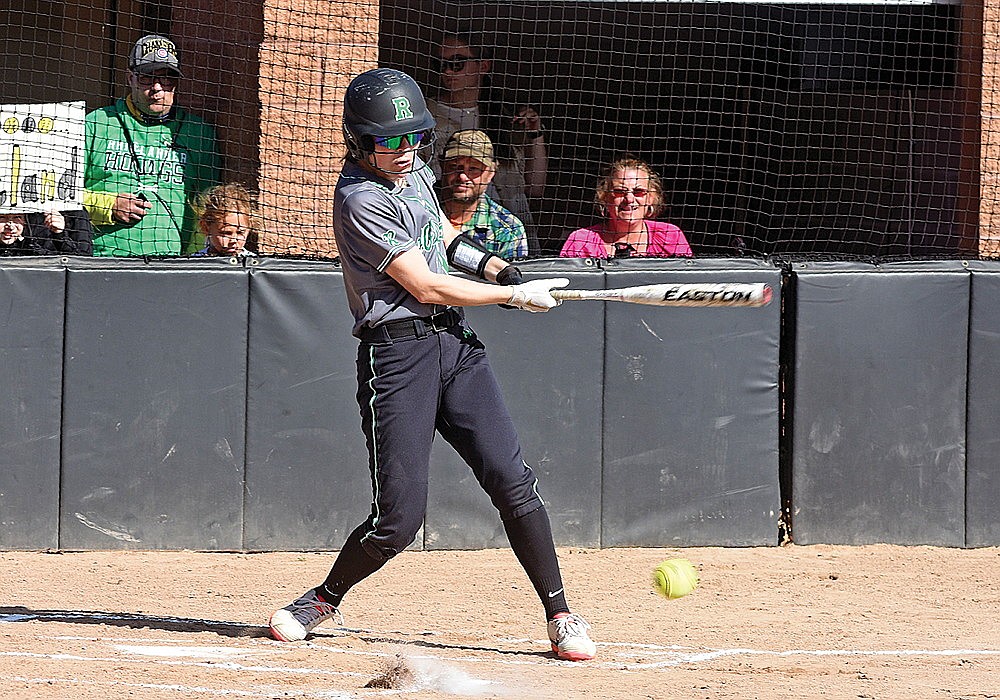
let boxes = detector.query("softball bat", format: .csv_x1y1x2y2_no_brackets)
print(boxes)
552,282,773,308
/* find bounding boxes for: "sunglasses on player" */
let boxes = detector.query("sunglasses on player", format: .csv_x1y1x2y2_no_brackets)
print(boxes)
373,130,431,151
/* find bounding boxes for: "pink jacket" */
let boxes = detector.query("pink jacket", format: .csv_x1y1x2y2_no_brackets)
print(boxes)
559,220,692,258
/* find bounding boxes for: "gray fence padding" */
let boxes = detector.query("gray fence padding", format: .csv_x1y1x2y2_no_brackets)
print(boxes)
243,261,373,551
966,264,1000,547
790,262,967,545
599,259,782,546
5,256,999,551
0,262,65,549
60,262,249,549
426,258,605,548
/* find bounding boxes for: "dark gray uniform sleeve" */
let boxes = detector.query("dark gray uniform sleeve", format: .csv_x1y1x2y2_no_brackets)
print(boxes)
339,187,417,272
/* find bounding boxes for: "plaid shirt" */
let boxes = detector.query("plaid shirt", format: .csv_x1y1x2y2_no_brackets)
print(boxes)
458,194,529,261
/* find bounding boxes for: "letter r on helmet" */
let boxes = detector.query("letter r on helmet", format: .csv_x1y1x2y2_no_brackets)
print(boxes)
392,97,414,121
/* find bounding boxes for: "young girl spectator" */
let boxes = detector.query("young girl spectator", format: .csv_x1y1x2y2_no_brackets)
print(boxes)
191,184,257,257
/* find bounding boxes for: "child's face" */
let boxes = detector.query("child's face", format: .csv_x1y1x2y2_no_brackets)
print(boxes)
203,211,250,255
0,214,26,245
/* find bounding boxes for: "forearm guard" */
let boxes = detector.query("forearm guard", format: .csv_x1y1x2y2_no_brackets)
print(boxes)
446,233,498,280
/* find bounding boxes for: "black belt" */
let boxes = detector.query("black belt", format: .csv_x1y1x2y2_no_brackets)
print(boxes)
358,308,462,343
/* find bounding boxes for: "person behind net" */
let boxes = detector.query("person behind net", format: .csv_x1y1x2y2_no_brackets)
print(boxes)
560,157,693,259
0,209,93,257
426,30,546,252
190,184,257,258
267,68,597,662
436,129,528,261
83,34,221,257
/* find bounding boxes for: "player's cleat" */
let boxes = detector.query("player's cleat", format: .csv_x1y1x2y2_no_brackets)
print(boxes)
547,612,597,661
268,588,342,642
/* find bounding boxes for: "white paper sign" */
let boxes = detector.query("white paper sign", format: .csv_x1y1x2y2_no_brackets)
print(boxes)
0,101,86,213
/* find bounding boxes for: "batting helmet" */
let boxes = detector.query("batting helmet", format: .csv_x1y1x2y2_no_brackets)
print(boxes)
343,68,436,160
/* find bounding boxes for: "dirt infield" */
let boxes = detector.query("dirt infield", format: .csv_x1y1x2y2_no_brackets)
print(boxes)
1,545,998,699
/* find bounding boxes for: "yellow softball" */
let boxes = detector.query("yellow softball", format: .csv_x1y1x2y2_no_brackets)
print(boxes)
652,558,699,599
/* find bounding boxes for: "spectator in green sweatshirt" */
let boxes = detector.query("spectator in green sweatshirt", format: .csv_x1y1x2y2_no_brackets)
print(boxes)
83,34,220,256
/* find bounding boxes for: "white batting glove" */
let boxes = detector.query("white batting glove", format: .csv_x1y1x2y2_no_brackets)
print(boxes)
506,278,569,313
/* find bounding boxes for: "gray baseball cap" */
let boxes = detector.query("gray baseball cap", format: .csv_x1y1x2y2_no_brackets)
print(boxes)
129,35,183,76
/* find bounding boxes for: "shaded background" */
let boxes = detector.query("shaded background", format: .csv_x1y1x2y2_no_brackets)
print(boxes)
1,0,983,258
381,2,975,257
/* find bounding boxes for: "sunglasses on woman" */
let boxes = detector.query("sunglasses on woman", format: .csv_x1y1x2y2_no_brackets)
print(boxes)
611,187,649,199
373,130,432,150
613,242,638,258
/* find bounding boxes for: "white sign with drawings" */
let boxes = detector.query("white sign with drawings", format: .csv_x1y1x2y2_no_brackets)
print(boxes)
0,101,86,213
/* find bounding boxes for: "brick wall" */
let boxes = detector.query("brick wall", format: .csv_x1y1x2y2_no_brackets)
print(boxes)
982,0,1000,255
257,1,378,256
170,0,377,257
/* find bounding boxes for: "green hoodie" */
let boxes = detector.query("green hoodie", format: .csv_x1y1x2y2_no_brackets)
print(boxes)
83,98,220,256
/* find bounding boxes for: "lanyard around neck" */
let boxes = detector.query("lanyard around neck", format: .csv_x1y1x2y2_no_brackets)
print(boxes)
113,106,186,236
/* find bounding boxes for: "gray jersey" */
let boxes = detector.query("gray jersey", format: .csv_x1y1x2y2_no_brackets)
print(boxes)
334,160,449,336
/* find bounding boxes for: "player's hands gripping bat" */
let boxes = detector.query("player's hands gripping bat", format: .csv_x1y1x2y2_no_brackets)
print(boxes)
506,278,570,312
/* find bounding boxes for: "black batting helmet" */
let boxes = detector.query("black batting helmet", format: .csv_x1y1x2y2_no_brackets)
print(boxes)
343,68,436,160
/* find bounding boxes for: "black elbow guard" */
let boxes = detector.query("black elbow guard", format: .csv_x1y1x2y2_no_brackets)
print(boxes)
447,234,497,279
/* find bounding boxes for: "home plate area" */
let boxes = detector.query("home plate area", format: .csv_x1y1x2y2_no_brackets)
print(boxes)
1,546,998,699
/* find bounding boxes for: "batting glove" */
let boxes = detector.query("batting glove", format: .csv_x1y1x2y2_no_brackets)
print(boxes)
506,278,569,313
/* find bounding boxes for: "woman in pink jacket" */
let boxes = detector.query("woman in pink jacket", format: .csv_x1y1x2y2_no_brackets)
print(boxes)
560,157,692,259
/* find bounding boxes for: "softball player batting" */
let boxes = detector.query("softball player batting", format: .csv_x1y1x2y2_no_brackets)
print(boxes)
268,68,597,661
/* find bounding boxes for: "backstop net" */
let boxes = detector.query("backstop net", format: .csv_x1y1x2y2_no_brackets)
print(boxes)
1,0,994,262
